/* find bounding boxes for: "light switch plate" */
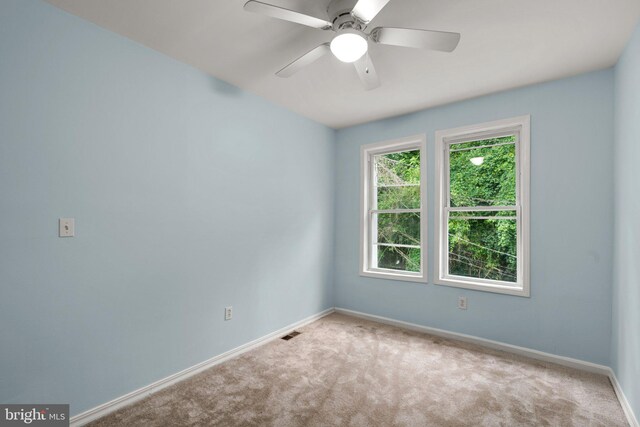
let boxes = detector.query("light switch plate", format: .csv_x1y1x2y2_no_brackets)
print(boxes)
59,218,75,237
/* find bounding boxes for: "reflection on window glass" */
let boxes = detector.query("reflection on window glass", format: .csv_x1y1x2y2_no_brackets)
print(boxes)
377,245,421,272
449,136,516,207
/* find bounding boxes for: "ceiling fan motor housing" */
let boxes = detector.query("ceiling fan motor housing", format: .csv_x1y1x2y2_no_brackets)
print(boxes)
328,0,363,31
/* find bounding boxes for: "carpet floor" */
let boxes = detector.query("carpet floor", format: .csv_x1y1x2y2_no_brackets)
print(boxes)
88,313,627,426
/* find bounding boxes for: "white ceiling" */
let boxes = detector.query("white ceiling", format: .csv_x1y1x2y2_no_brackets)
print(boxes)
46,0,640,129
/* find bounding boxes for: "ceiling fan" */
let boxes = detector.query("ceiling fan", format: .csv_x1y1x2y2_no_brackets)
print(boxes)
243,0,461,90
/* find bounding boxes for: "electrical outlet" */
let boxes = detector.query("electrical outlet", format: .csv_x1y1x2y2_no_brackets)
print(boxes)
224,306,233,321
458,296,467,310
59,218,75,237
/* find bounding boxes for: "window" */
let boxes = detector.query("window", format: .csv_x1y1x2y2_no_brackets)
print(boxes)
435,116,530,296
360,135,427,282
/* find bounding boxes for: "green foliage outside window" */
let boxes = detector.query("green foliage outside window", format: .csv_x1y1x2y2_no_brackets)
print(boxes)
371,136,518,281
448,136,518,282
374,150,421,272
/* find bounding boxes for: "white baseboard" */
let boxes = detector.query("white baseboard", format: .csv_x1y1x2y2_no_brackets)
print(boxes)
608,368,639,427
70,306,638,427
70,307,335,426
335,307,638,426
335,308,609,374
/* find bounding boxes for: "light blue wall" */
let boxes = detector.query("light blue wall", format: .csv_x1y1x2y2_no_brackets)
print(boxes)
0,0,335,416
613,22,640,419
1,0,633,419
335,70,615,365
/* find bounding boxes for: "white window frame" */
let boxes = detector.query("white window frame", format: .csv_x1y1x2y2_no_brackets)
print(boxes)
434,116,530,297
360,134,427,283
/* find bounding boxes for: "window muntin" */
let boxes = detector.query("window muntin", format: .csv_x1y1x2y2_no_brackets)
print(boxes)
361,136,426,282
435,117,529,296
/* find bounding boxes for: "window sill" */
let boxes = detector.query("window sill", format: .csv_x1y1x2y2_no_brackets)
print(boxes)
360,269,427,284
434,276,529,297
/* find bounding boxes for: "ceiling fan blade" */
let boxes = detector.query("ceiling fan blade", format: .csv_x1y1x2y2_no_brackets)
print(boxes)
372,27,461,52
244,1,332,30
276,43,331,77
352,0,392,24
353,53,380,90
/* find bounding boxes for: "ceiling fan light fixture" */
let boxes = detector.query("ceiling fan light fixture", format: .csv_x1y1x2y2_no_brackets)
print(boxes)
330,30,368,63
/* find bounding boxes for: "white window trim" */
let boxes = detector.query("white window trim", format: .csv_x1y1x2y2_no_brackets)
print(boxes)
434,116,530,297
360,134,427,283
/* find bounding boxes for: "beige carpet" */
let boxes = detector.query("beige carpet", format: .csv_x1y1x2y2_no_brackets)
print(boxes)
88,313,627,426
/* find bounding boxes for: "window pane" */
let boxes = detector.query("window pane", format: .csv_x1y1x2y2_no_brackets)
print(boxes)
375,150,420,186
375,212,420,246
376,245,421,272
376,185,420,210
449,137,516,207
448,217,517,283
